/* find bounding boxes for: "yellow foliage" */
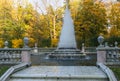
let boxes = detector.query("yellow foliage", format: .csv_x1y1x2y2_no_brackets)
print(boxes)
29,38,35,47
51,38,58,47
12,39,23,48
0,39,4,48
109,27,120,37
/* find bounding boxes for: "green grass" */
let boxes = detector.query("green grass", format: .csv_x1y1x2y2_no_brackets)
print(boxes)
110,67,120,80
0,66,10,77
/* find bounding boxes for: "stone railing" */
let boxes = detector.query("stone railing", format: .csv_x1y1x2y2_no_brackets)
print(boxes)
106,47,120,62
97,47,120,64
0,48,31,64
0,63,31,81
31,47,97,55
84,47,96,52
31,48,56,54
97,35,120,65
84,47,97,55
97,63,118,81
0,47,97,65
81,44,97,56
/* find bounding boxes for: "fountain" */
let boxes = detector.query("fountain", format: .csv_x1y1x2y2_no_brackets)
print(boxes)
48,1,85,60
58,5,77,49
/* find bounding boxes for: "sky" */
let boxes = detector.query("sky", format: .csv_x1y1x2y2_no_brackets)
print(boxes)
102,0,117,2
27,0,117,14
28,0,64,14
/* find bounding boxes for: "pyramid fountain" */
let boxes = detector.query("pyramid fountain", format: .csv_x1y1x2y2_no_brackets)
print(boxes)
58,6,77,49
48,4,85,60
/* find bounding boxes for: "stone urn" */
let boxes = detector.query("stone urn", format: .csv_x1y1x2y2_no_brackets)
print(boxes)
97,35,104,47
23,37,29,48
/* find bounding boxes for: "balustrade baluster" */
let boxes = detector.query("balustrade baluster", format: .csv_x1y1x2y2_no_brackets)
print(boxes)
0,48,27,64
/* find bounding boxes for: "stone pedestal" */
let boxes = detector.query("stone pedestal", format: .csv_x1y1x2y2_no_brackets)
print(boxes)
21,49,31,63
97,48,106,64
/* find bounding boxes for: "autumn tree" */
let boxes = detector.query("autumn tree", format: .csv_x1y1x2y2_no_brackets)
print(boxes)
107,2,120,45
0,0,14,41
74,0,107,47
69,0,81,20
0,0,112,48
11,1,31,47
12,5,25,39
46,5,63,47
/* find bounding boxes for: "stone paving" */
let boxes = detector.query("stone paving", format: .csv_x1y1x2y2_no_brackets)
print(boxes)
9,66,108,81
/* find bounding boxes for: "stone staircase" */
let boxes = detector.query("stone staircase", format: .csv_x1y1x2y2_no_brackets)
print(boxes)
8,66,109,81
49,49,87,60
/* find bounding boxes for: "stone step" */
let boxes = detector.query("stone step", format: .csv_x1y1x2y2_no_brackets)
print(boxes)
50,54,85,56
53,51,82,53
9,78,108,81
8,66,109,81
52,52,82,54
48,49,85,59
54,50,81,53
49,49,85,59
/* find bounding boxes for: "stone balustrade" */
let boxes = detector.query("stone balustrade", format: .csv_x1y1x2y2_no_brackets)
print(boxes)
0,48,31,64
97,35,120,65
31,47,97,54
0,36,120,65
97,47,120,64
106,47,120,62
84,47,96,52
0,46,119,65
0,47,96,65
38,48,56,52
